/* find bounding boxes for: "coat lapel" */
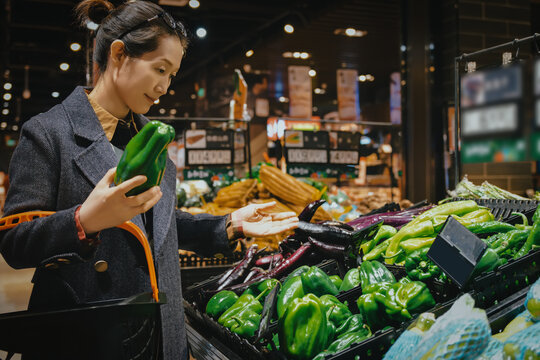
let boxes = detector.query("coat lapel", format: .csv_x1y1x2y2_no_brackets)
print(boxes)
63,86,147,236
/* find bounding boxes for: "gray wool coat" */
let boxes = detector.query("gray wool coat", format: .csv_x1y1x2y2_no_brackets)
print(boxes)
0,86,232,359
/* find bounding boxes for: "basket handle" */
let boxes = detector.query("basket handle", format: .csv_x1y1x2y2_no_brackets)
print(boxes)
0,211,159,302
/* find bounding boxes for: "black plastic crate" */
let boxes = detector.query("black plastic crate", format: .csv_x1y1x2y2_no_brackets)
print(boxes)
452,198,539,221
471,249,539,309
179,252,245,267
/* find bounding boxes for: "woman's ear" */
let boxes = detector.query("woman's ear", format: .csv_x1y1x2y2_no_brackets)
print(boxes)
109,40,126,67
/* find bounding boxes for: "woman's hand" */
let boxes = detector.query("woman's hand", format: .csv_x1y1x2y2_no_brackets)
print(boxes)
232,201,298,238
79,168,162,234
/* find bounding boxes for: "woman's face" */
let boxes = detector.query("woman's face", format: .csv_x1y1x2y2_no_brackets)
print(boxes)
115,35,183,114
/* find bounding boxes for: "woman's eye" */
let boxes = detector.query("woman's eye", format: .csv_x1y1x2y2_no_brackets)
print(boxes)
157,68,166,74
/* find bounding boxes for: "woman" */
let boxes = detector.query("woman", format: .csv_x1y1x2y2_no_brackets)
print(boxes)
0,1,298,359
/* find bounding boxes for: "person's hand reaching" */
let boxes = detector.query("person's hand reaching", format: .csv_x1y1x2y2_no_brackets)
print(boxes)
231,201,298,238
79,167,162,234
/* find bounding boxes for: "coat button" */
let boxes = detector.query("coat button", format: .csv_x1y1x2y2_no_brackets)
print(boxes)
94,260,108,272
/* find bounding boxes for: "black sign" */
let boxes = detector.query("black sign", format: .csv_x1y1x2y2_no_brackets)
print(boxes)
329,131,361,150
284,130,329,149
184,129,246,166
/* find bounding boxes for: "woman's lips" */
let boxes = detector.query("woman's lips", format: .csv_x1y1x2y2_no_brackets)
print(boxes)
145,94,156,104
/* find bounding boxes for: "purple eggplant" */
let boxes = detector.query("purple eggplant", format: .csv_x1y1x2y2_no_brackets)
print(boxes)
243,267,265,283
216,244,259,291
295,221,353,245
255,253,284,268
298,200,326,222
347,205,434,230
308,236,346,257
318,220,354,231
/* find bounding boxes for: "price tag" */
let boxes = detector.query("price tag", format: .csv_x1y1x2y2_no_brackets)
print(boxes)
287,149,328,163
329,150,359,164
187,150,232,165
462,103,518,137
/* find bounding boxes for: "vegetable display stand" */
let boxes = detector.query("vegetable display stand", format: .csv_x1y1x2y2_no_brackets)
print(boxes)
451,198,540,220
0,212,164,360
179,252,245,290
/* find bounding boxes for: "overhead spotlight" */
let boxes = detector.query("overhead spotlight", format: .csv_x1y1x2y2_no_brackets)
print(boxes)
70,43,81,52
300,52,309,59
51,92,60,98
59,63,70,71
170,109,177,115
245,49,254,57
345,28,356,36
358,75,366,82
196,27,207,38
86,21,99,31
308,69,316,77
189,0,200,9
12,125,18,131
169,89,175,95
3,83,12,91
190,94,197,99
400,45,407,52
366,74,375,81
2,109,8,115
0,122,6,128
284,24,294,34
293,52,301,58
3,93,12,101
314,88,322,94
154,99,160,104
278,96,289,103
159,108,166,114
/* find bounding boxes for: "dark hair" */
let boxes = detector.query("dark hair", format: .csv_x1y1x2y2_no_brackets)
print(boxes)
75,0,189,74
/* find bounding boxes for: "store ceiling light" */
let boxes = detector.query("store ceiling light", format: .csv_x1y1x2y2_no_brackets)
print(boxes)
284,24,294,34
170,109,177,115
0,122,6,129
188,0,200,9
282,51,311,59
59,63,70,71
86,21,99,31
358,75,367,82
154,99,160,104
278,96,288,103
70,43,81,52
3,93,12,101
159,108,166,114
366,74,374,81
308,69,316,77
2,109,8,115
196,27,207,38
300,52,309,59
314,88,325,94
12,125,18,131
51,91,59,98
3,83,12,91
334,28,367,37
245,49,254,57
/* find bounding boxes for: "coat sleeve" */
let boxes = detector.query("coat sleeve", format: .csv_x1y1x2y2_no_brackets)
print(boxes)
175,210,233,257
0,118,94,269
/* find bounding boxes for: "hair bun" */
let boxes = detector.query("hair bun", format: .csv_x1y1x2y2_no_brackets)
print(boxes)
75,0,114,26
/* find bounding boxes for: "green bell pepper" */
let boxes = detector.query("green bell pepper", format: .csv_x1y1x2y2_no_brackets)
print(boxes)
471,247,504,277
394,280,436,315
312,330,372,360
404,247,442,281
339,267,361,292
114,120,175,196
335,314,369,339
228,307,261,337
359,260,396,289
278,293,331,360
356,283,391,331
319,294,352,328
245,278,280,301
283,265,310,283
205,290,238,319
277,276,304,319
301,266,339,297
491,229,530,256
218,293,263,328
329,275,343,290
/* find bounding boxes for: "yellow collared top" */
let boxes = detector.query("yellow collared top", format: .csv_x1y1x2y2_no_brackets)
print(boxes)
85,90,135,141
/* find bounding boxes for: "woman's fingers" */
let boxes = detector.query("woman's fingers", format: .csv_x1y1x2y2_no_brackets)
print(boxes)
126,186,162,207
99,167,117,186
116,175,147,194
271,212,297,220
252,201,276,210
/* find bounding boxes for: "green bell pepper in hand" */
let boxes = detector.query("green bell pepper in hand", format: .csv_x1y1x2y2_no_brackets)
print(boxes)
278,294,331,360
277,276,304,319
404,247,442,281
320,294,352,328
114,120,176,196
206,290,238,319
301,266,339,297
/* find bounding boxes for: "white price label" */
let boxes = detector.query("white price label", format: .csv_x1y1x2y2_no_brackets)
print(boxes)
462,103,518,137
187,150,231,165
329,150,359,164
287,149,327,163
234,149,245,163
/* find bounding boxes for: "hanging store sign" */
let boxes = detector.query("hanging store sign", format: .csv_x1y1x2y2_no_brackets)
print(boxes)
461,102,520,138
337,69,360,120
460,65,522,108
288,66,312,118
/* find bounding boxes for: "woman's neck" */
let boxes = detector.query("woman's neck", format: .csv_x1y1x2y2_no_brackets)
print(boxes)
89,76,130,119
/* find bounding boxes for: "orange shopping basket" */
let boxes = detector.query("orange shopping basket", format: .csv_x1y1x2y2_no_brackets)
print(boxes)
0,211,165,360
